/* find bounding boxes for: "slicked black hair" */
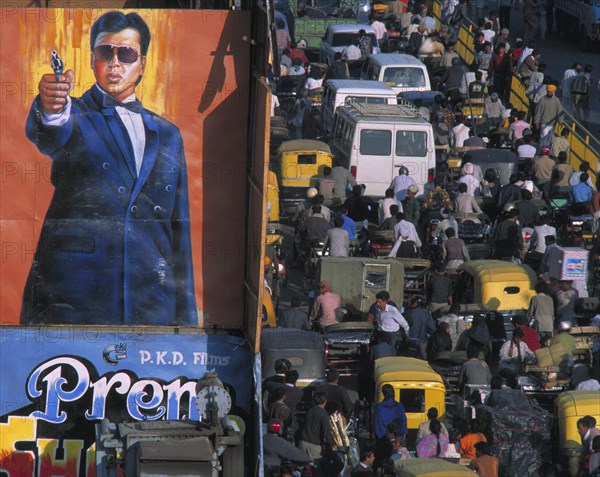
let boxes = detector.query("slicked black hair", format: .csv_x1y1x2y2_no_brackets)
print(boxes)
91,11,151,56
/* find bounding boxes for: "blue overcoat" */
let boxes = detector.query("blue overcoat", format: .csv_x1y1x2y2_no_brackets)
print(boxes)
21,86,197,325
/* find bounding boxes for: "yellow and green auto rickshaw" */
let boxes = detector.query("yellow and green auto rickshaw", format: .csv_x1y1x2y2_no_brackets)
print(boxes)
276,139,333,215
374,357,446,438
554,390,600,477
394,458,476,477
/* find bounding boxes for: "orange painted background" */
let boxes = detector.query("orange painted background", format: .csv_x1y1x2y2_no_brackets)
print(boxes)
0,8,250,327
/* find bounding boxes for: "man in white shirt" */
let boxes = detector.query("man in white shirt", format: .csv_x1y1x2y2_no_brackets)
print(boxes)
458,163,480,196
390,166,417,201
529,217,556,253
342,42,361,61
369,14,388,46
379,188,402,225
393,217,422,247
517,135,537,159
452,117,470,148
569,162,595,189
374,290,410,336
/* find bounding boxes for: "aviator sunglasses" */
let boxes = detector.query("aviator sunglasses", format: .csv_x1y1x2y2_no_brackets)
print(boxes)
93,44,140,64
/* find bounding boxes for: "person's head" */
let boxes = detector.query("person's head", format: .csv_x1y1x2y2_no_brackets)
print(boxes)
521,189,532,201
484,168,497,183
474,441,490,457
319,280,331,294
558,151,568,164
451,56,461,67
313,391,327,406
512,327,525,343
272,386,286,402
275,358,292,374
579,161,590,173
484,41,492,52
312,193,324,206
358,29,367,37
285,369,299,385
334,51,343,62
90,11,151,101
418,24,426,33
517,110,527,121
438,321,451,334
544,234,556,246
580,173,590,184
512,314,527,327
382,383,395,400
311,205,322,215
546,84,557,97
326,366,340,383
323,166,332,177
338,204,348,215
434,264,446,275
407,184,419,197
577,415,597,436
292,56,303,66
282,48,291,57
375,291,390,311
475,70,483,82
467,345,480,360
385,188,394,199
523,134,534,145
291,296,302,309
398,165,409,176
389,204,400,216
584,64,593,74
352,184,362,196
457,182,468,197
333,215,344,228
475,32,484,42
445,227,456,238
360,447,375,464
427,407,439,420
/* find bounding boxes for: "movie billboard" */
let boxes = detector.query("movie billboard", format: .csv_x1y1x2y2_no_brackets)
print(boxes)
0,7,251,328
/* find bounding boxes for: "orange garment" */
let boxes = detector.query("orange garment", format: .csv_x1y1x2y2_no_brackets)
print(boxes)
459,433,487,459
470,454,499,477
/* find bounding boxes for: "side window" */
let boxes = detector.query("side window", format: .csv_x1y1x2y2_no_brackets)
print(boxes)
395,131,428,157
343,123,354,150
360,129,391,156
334,117,343,142
372,65,380,81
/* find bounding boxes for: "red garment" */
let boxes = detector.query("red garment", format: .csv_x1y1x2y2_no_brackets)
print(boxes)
290,49,309,66
520,325,541,352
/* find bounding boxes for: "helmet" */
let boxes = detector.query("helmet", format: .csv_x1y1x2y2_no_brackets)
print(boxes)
306,187,318,199
435,111,445,122
267,419,283,435
264,256,271,267
398,166,409,175
451,56,461,66
502,202,517,213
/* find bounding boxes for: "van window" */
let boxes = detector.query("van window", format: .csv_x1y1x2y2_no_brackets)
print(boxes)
395,131,427,157
346,95,388,105
332,32,377,47
334,117,344,142
360,129,391,155
383,67,426,88
343,124,354,150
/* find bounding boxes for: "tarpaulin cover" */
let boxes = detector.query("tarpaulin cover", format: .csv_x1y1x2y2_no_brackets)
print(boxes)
477,389,552,477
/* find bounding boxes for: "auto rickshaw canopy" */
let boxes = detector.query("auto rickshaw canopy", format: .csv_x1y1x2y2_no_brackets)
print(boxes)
555,391,600,455
458,260,537,311
394,457,475,476
278,140,333,191
278,139,332,155
374,357,444,385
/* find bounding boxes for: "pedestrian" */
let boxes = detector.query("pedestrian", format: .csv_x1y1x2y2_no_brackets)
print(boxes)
316,366,353,419
379,188,402,225
416,407,449,445
289,88,312,139
275,20,291,54
439,303,466,350
402,185,421,227
357,29,373,57
372,291,410,349
523,0,542,45
323,215,350,257
309,280,341,330
516,189,540,227
534,85,563,149
404,295,436,358
459,419,488,460
528,281,555,345
281,297,311,330
469,442,499,477
390,165,417,201
344,185,370,222
571,64,593,129
263,419,312,470
571,173,594,204
513,314,541,351
267,387,293,437
426,321,453,358
351,447,375,477
328,52,350,80
549,127,570,160
417,418,449,458
489,43,511,99
427,265,453,314
508,111,531,145
298,392,337,464
458,345,492,392
493,208,523,260
373,384,407,441
560,63,581,115
442,227,470,270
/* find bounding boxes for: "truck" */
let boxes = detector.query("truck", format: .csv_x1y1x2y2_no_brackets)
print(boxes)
278,0,362,59
554,0,600,50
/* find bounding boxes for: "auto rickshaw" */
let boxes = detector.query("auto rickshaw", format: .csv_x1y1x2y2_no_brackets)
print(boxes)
394,458,476,477
455,260,537,348
374,357,446,441
265,171,287,308
276,139,333,215
554,391,600,477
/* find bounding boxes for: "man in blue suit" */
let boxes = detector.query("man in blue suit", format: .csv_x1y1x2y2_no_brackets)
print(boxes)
22,11,197,325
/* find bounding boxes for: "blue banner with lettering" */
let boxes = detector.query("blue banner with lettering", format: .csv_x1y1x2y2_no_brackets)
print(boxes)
0,327,252,476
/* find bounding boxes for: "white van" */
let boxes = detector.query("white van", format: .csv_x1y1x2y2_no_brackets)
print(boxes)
320,80,398,136
329,100,435,197
360,53,431,95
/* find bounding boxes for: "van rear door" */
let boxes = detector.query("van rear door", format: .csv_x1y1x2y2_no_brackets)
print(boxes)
393,126,433,190
356,126,394,197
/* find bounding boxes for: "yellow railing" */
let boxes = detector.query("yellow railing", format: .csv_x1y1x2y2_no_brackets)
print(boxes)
432,0,600,177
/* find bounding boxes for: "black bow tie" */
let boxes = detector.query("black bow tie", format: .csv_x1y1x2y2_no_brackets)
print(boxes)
102,95,143,114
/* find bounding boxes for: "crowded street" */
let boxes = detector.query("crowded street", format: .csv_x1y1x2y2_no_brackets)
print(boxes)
262,0,600,476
